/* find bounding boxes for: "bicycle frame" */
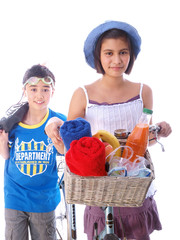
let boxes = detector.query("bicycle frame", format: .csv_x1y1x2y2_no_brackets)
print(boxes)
67,204,77,240
94,207,121,240
57,169,77,240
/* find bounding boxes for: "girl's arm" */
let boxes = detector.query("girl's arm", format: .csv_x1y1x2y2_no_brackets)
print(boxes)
67,87,87,120
0,130,10,159
142,84,172,144
142,84,153,113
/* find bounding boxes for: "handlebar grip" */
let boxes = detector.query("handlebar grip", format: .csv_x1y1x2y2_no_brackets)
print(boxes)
149,125,161,133
156,125,161,133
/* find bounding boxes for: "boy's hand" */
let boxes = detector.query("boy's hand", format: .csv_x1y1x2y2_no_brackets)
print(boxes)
0,129,10,159
45,117,63,141
45,117,65,154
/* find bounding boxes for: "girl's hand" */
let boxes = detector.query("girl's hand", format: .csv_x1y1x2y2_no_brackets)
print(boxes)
0,129,10,159
157,121,172,138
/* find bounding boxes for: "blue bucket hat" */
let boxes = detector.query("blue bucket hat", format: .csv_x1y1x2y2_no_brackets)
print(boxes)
84,21,141,69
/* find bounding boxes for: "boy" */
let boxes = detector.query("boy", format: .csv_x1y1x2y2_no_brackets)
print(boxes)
0,64,66,240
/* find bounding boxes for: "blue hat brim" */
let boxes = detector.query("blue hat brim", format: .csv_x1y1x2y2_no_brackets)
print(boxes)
84,21,141,69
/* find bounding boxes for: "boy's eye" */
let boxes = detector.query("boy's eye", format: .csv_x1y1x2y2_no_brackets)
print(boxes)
29,87,50,92
43,88,50,92
31,88,37,92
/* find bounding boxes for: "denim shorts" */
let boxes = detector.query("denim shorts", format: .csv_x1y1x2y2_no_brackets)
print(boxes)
5,209,57,240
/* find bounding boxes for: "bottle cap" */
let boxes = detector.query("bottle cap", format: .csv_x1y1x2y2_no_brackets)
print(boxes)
143,108,153,115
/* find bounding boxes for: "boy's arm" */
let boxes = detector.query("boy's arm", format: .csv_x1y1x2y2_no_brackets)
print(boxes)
45,87,86,147
45,117,65,154
0,130,10,159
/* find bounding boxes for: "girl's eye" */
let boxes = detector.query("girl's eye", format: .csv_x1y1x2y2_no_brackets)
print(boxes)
120,50,129,55
105,51,113,56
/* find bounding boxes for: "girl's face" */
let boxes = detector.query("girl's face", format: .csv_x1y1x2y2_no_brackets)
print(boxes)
100,37,130,78
24,80,54,111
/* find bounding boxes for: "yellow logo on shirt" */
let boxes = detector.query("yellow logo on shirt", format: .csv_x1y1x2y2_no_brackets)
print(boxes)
14,138,54,177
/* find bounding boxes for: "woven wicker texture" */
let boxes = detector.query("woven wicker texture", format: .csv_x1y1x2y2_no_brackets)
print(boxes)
65,151,154,207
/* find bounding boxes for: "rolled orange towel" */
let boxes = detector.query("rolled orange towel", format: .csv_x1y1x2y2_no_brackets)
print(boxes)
66,137,107,176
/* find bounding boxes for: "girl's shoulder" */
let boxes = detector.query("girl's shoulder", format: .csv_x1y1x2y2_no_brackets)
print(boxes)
73,81,99,102
141,83,153,96
126,81,152,93
71,87,88,103
141,83,153,109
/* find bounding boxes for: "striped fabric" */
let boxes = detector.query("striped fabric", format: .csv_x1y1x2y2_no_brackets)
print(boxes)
82,84,143,135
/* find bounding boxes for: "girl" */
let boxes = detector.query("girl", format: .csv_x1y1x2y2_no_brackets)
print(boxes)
0,64,66,240
45,21,171,240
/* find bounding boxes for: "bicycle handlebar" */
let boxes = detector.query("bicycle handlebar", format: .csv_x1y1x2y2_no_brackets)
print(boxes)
149,124,161,134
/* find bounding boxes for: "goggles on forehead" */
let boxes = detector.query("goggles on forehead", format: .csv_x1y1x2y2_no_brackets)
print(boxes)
24,76,55,88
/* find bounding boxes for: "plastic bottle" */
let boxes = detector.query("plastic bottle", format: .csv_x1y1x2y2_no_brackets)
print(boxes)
122,108,153,162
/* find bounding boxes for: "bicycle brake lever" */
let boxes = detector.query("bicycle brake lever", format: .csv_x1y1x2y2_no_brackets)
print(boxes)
156,138,165,152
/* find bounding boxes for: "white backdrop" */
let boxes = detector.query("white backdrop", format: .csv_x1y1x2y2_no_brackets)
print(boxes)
0,0,179,239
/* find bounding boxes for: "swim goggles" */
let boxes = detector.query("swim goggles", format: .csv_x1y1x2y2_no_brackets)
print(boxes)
23,76,55,88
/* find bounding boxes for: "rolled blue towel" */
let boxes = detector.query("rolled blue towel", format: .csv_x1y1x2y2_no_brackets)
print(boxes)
60,117,92,150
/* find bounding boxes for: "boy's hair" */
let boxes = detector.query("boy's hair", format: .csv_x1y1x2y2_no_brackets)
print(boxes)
23,64,55,85
94,29,135,75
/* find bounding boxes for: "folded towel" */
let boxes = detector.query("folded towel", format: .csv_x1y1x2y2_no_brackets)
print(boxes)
60,117,92,150
66,137,107,176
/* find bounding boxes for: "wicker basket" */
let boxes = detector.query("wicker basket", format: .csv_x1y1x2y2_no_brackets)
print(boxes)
64,150,155,207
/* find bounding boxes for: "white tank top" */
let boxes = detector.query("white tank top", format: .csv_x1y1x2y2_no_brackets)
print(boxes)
81,83,156,198
82,83,143,135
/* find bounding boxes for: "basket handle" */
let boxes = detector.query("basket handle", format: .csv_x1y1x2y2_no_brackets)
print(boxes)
106,145,134,162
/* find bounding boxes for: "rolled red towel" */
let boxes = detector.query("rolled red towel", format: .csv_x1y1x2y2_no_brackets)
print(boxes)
66,137,107,176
